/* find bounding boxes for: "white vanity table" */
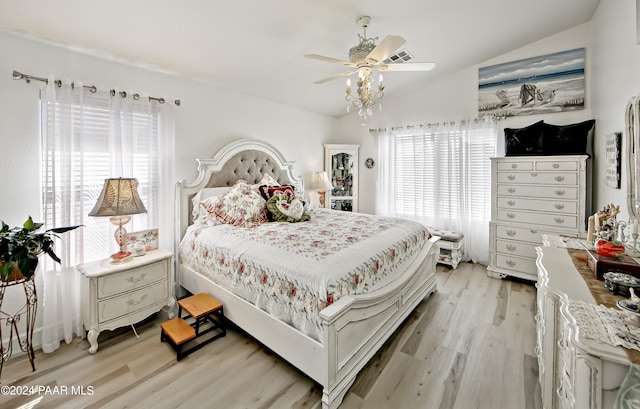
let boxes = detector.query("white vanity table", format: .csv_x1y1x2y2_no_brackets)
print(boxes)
536,245,632,408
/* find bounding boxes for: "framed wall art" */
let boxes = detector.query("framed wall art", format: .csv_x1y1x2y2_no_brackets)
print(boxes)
605,132,622,189
478,48,585,118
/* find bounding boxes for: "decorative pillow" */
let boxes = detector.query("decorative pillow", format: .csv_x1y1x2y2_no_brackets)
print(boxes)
252,174,280,192
200,180,267,227
258,184,294,201
191,187,232,223
504,120,545,156
266,194,310,223
542,119,595,156
292,183,312,211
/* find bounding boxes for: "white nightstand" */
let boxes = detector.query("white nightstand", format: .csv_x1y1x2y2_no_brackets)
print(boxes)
77,249,176,354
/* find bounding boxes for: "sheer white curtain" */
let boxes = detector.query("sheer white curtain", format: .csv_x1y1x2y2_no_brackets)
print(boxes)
376,119,497,264
39,76,175,353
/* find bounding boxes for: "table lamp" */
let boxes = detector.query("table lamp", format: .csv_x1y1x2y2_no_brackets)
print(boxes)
311,171,333,207
89,178,147,262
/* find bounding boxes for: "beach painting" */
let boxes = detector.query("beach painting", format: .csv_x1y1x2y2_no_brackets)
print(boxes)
478,48,585,118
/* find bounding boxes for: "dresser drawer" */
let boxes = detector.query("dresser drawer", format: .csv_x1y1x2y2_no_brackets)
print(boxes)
97,280,168,324
536,160,578,171
497,197,577,214
496,239,537,259
497,161,533,171
97,259,168,299
497,184,578,200
495,225,547,244
496,254,537,275
497,172,577,185
497,210,578,228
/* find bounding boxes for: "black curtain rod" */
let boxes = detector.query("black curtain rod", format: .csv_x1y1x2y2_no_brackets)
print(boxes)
12,70,181,106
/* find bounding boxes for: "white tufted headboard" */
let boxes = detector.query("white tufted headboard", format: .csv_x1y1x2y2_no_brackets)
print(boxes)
175,139,303,240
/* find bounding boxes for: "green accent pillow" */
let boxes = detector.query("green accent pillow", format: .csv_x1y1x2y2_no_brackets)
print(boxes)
266,194,310,223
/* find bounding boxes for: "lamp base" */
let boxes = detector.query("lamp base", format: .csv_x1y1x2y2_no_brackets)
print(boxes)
110,251,133,263
317,189,326,207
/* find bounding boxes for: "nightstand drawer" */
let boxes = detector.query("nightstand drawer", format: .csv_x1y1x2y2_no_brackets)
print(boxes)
97,260,168,299
97,280,168,324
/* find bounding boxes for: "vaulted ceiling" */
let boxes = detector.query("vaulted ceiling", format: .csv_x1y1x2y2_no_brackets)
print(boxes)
0,0,600,117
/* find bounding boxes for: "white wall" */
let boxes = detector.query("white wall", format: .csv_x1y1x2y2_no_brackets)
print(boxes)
338,22,595,215
0,29,337,351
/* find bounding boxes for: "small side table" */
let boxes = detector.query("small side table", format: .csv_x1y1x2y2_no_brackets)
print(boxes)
77,249,176,354
0,276,37,378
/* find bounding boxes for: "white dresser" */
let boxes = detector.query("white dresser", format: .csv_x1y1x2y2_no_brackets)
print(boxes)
487,155,590,281
78,249,176,353
536,246,629,409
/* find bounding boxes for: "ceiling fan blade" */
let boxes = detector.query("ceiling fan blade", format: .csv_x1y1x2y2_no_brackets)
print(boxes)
366,35,406,64
313,71,355,84
304,54,356,67
378,62,436,72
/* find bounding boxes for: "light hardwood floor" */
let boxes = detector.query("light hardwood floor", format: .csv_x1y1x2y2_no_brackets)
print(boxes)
1,263,540,409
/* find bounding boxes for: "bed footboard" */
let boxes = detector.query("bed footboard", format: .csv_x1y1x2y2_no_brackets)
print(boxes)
319,236,439,409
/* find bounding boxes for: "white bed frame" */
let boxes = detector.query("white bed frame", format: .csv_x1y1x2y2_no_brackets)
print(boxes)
175,139,439,409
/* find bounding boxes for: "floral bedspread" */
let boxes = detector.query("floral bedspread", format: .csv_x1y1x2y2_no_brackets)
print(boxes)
178,208,429,342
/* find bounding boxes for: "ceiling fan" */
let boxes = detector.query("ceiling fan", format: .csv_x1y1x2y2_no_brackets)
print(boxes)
304,16,436,85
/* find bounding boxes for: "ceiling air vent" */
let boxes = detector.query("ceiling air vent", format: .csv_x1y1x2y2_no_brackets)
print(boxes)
382,49,414,64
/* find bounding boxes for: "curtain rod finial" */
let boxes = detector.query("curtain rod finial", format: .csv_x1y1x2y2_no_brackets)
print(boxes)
12,70,24,80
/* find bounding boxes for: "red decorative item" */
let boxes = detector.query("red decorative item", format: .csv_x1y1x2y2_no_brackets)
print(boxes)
594,239,625,258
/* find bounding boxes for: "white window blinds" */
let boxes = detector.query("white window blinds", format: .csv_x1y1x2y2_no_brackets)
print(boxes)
376,120,496,264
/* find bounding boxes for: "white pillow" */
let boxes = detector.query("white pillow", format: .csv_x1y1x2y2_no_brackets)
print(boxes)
191,187,232,223
201,180,267,227
252,174,280,192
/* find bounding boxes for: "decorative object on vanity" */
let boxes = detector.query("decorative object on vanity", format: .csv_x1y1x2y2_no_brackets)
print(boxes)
305,16,435,125
595,239,625,258
503,119,595,157
604,271,640,297
586,250,640,280
478,48,585,118
89,178,147,263
588,203,621,242
365,157,375,169
0,216,81,281
310,171,333,207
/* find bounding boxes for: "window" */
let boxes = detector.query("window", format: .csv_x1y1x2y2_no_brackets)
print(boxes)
41,90,160,264
376,120,496,263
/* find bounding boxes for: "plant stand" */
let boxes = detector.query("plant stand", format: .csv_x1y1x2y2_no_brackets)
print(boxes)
0,276,37,379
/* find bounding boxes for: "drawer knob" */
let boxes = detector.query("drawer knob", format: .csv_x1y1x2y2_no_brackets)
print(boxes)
507,187,516,193
531,172,537,177
507,174,516,180
125,272,148,283
555,203,565,210
555,189,565,196
530,229,537,234
507,200,516,206
511,163,517,169
506,259,516,267
554,217,565,224
507,213,516,219
506,244,516,252
127,294,148,306
552,163,560,169
555,175,565,182
506,229,517,237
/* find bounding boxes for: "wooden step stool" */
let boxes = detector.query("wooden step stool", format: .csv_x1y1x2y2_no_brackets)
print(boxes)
161,292,226,360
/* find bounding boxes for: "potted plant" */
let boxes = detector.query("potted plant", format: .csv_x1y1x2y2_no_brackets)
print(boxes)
0,216,80,282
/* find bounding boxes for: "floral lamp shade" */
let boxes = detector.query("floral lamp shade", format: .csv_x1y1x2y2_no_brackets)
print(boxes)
89,178,147,262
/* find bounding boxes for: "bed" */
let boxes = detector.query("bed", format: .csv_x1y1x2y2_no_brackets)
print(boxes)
175,139,439,409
